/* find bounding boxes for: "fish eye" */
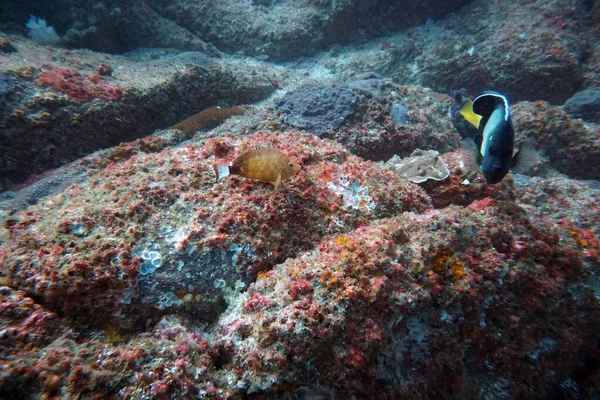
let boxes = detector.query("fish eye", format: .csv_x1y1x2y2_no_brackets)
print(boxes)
288,163,293,168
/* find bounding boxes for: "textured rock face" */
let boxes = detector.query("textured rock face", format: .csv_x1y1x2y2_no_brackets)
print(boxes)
0,0,470,59
2,0,598,190
448,2,586,101
564,87,600,123
374,0,594,104
0,0,218,54
312,84,462,162
0,130,430,327
145,0,472,61
216,202,599,398
511,101,600,181
1,186,598,398
1,100,600,399
275,83,357,135
1,0,599,398
0,118,599,398
0,41,280,190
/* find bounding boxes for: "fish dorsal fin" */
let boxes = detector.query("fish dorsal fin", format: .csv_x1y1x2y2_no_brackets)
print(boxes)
472,92,510,122
460,99,483,129
232,147,281,167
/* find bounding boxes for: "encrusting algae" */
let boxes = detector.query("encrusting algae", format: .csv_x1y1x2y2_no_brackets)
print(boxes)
213,147,301,191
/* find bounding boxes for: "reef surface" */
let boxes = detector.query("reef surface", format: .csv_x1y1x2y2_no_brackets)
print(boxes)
0,0,599,398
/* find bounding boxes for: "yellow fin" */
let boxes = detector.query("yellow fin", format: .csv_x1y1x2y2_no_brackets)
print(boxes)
460,99,483,129
274,172,282,192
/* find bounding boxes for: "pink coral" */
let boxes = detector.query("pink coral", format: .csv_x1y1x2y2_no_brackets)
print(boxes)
39,69,123,103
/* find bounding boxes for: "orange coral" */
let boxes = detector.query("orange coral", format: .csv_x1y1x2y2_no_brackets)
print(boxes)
336,236,350,246
569,228,599,257
431,249,466,281
39,69,123,103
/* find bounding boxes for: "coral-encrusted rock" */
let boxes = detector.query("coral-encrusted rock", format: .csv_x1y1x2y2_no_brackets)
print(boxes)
515,175,600,236
0,286,61,355
418,149,516,209
215,201,600,398
0,39,281,190
0,0,470,60
275,83,357,135
147,0,470,61
594,0,600,31
512,101,600,180
564,87,600,123
414,0,588,104
0,320,219,399
0,162,599,398
324,85,461,161
0,130,430,327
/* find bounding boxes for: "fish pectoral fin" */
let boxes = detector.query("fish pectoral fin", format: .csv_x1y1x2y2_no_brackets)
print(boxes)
512,140,539,174
274,173,282,192
213,164,230,181
212,163,219,182
460,138,482,172
460,99,483,129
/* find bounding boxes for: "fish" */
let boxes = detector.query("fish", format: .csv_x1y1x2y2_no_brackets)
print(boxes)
459,91,536,184
213,147,301,191
171,106,244,135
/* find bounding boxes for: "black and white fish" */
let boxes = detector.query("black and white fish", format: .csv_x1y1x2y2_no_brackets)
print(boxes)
459,91,536,184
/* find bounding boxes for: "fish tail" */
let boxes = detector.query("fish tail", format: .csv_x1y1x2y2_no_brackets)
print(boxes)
213,164,230,181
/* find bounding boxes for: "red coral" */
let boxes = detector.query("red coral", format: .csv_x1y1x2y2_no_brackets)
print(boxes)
39,69,123,103
288,279,313,300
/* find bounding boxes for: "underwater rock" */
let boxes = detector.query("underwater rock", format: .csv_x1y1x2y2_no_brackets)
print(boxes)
0,132,598,398
0,164,89,225
0,1,599,398
387,0,589,104
347,73,393,101
515,174,600,235
564,87,600,123
275,83,357,135
0,44,279,189
324,85,461,161
418,149,515,209
0,130,430,327
0,71,15,98
0,37,17,53
144,0,470,61
512,100,600,181
215,201,600,398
